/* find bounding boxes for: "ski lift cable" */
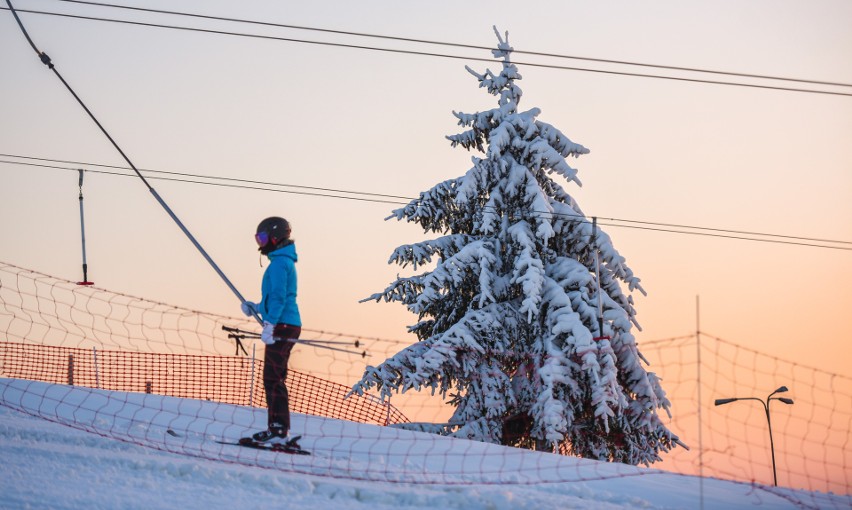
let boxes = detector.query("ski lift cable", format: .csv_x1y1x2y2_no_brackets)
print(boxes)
1,157,850,251
4,0,264,326
2,5,850,98
0,153,412,201
51,0,852,89
3,155,850,247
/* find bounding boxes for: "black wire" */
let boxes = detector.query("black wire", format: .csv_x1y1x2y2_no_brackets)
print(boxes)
3,1,152,188
5,0,265,312
0,158,406,205
4,5,851,249
5,0,40,53
593,217,852,245
2,156,849,251
2,6,851,98
603,223,851,251
0,153,412,201
7,152,851,246
51,0,852,90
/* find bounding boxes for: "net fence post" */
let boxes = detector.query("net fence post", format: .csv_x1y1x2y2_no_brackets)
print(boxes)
696,296,704,510
92,346,100,389
67,354,74,386
249,343,256,407
385,395,391,426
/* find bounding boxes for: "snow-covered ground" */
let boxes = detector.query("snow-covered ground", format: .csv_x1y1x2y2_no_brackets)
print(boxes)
1,378,848,510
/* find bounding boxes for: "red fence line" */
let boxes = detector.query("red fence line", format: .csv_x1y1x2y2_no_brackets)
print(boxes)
0,341,408,427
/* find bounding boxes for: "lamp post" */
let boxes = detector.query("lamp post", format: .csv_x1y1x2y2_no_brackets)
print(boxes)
715,386,794,486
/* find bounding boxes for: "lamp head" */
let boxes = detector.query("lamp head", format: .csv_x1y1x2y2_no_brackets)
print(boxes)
778,397,794,405
715,398,738,406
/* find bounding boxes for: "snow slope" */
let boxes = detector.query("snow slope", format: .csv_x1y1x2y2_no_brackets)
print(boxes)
1,378,847,510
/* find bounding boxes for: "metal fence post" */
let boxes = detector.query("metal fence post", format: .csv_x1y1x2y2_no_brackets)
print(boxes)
249,344,256,406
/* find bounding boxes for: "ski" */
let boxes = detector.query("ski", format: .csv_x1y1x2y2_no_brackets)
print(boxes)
216,436,311,455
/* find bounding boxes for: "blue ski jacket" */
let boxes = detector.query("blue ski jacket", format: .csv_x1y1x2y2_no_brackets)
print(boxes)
259,242,301,327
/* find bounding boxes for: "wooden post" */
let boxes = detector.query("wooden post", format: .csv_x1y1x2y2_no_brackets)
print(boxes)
67,354,74,386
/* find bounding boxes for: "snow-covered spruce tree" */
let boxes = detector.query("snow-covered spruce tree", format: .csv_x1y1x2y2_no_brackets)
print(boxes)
351,27,684,465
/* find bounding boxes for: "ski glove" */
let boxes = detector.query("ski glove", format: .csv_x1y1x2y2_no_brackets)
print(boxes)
261,322,276,345
240,301,258,317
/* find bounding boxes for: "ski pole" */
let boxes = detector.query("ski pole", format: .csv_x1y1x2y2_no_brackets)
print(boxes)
293,341,365,358
222,326,366,356
296,338,363,348
6,0,260,324
222,326,361,346
225,333,250,356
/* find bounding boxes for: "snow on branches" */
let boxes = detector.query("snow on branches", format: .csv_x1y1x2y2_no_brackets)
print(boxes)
351,27,683,465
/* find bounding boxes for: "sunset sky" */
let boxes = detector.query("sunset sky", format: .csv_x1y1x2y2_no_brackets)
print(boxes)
2,0,851,387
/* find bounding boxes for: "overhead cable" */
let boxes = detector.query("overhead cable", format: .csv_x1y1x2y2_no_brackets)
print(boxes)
2,155,849,251
4,0,264,325
51,0,852,90
1,5,850,97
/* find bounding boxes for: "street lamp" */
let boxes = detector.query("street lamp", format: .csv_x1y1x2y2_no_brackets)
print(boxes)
715,385,795,486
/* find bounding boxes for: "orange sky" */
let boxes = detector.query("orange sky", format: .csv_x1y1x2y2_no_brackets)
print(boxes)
1,2,850,384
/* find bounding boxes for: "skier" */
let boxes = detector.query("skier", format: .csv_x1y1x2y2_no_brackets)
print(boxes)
241,216,302,448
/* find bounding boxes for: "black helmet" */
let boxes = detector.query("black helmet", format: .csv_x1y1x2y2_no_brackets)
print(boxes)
255,216,291,254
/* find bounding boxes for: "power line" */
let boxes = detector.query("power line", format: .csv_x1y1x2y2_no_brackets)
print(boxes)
601,223,851,251
51,0,852,90
2,6,851,97
2,154,849,251
596,217,851,246
0,153,411,201
0,157,406,205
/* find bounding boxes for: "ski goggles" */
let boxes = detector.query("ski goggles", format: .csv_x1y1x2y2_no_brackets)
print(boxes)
255,231,271,247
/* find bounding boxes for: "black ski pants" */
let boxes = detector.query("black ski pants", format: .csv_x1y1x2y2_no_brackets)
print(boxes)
263,324,300,431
